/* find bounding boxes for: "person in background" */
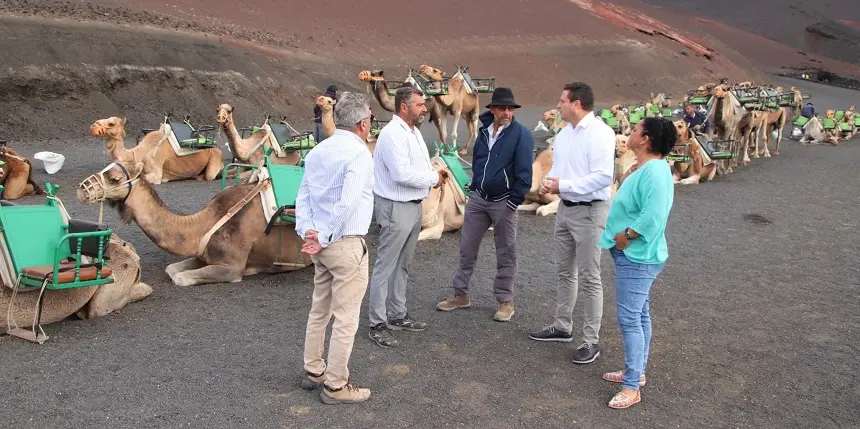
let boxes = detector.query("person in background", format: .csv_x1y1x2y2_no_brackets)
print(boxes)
598,117,677,409
314,85,338,142
295,91,374,405
436,87,533,322
800,102,815,119
682,103,707,132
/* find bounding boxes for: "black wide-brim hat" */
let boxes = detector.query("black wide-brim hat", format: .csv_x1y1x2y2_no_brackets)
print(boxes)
486,87,521,109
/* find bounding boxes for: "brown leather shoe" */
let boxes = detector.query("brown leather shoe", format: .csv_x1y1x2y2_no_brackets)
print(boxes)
494,300,515,322
320,382,372,404
436,294,471,311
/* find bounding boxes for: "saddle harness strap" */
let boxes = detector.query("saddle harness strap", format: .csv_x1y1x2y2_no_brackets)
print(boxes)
196,178,271,257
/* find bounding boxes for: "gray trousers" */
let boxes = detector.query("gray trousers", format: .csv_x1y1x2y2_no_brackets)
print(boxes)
451,191,518,302
367,195,422,326
553,201,609,344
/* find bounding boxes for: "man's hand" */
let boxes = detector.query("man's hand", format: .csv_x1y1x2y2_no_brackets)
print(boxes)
305,229,319,242
540,177,561,195
302,231,323,255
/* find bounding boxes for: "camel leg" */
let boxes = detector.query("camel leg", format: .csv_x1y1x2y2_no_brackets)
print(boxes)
129,282,154,302
773,128,783,156
517,202,540,212
172,264,242,286
535,199,560,216
762,131,772,158
451,111,463,154
165,257,206,282
680,175,700,185
204,153,225,181
418,219,445,241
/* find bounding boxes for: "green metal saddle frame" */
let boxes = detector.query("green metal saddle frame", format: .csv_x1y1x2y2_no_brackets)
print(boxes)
0,183,113,343
220,149,304,224
794,116,810,127
822,118,837,130
855,116,860,127
834,111,845,121
168,119,219,149
693,135,737,160
628,112,643,124
434,142,472,196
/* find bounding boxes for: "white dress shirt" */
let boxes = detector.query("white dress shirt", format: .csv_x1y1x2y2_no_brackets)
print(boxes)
546,111,616,202
372,115,438,202
488,122,507,151
295,129,375,247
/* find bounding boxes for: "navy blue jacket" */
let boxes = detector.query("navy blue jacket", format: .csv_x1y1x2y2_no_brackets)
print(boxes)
470,110,534,210
801,103,814,118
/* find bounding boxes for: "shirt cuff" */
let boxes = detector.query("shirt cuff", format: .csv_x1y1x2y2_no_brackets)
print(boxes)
558,179,574,194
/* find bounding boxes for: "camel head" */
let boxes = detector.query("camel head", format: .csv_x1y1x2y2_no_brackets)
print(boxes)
712,86,728,98
611,104,623,114
418,64,445,81
849,105,856,113
90,117,128,140
316,96,335,112
826,109,835,119
358,70,385,83
216,104,234,126
673,120,690,143
543,109,560,123
615,135,629,157
77,160,145,206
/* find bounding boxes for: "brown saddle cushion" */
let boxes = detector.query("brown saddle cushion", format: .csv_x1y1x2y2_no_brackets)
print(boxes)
22,263,112,284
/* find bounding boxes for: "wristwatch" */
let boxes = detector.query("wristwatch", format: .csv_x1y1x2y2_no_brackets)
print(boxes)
624,228,633,240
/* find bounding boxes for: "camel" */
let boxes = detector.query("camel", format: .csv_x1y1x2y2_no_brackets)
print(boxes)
670,120,717,184
2,233,152,336
799,116,839,146
90,117,224,185
418,64,480,155
76,161,312,287
316,96,336,139
517,147,560,216
358,69,447,144
215,104,303,167
533,109,568,146
736,81,753,89
758,106,787,156
734,109,768,166
0,145,44,200
650,92,671,108
611,104,632,135
418,157,466,240
613,135,637,195
707,86,746,174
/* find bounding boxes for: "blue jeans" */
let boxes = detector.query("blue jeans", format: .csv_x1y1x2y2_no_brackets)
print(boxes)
610,248,665,390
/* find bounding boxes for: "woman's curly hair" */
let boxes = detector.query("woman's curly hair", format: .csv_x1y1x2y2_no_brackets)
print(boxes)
640,117,678,157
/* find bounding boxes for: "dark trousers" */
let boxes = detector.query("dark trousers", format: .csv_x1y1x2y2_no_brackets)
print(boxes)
451,191,519,302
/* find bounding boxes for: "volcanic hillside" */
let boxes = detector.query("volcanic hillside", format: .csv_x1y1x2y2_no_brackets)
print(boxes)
1,0,858,141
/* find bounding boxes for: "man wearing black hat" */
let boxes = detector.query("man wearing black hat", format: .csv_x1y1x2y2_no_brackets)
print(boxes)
314,85,338,142
436,87,534,322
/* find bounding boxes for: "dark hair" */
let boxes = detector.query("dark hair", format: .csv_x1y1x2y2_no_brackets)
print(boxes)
640,117,678,157
563,82,595,110
394,86,424,114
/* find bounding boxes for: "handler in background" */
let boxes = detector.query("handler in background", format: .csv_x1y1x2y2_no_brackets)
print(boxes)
295,91,375,405
436,87,533,322
367,87,447,348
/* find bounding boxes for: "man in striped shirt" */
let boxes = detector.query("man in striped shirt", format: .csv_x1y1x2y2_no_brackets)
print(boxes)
367,86,447,348
295,91,375,405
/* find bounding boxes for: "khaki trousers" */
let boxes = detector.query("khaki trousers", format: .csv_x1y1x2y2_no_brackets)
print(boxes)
303,236,369,390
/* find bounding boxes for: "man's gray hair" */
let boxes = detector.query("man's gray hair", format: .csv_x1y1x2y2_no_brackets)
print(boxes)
394,86,424,114
334,91,371,129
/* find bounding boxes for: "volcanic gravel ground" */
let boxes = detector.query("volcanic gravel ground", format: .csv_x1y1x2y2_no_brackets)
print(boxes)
0,78,858,428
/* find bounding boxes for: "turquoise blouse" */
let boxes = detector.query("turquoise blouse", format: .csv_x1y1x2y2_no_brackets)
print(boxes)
599,158,674,264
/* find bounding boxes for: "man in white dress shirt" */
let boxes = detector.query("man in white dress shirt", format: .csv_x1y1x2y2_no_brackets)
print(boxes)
367,87,447,348
528,82,615,365
295,91,375,404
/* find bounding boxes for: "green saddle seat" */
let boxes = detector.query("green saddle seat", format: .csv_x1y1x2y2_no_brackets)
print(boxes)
266,160,305,223
839,122,852,132
661,108,673,117
822,118,837,130
605,116,619,130
628,113,642,124
854,116,860,127
600,109,613,120
695,135,735,160
794,116,809,127
835,111,844,121
435,145,471,196
688,96,710,105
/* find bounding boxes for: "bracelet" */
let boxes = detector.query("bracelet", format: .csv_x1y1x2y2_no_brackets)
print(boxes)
624,228,633,240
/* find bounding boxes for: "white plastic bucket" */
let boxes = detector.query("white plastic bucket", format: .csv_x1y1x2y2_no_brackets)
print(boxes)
33,151,65,175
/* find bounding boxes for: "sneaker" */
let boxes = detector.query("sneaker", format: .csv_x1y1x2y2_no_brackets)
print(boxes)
387,314,428,332
368,324,399,348
493,300,515,322
572,342,600,364
300,370,325,390
528,325,574,342
320,381,372,405
436,294,471,311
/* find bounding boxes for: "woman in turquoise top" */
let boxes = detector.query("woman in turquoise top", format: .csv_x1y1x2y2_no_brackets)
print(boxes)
598,117,676,409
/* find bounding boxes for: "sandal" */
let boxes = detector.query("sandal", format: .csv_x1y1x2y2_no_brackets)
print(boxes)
602,370,646,386
608,390,641,409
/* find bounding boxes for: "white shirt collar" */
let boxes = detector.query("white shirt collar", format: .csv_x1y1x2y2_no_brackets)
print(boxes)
392,114,417,133
333,128,367,145
572,111,596,130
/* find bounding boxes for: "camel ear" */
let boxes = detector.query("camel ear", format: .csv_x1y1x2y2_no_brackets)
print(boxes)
120,117,127,126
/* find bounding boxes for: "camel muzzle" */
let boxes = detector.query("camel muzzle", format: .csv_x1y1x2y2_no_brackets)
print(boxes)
77,174,106,204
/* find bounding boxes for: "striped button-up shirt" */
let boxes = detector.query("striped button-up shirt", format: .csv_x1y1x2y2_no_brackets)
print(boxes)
295,129,374,247
372,115,438,202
